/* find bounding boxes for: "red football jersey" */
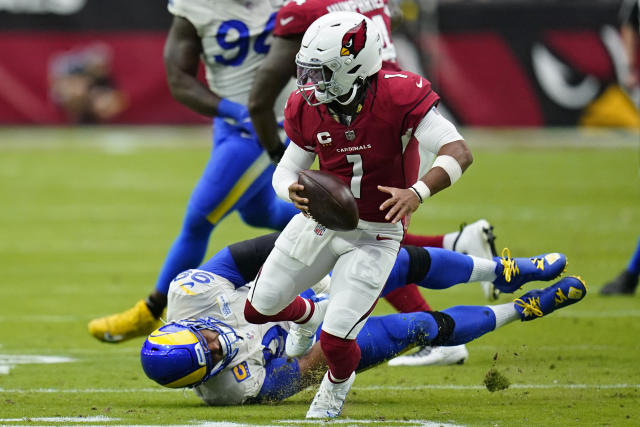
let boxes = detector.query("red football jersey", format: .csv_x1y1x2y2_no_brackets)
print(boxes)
274,0,397,64
284,69,440,223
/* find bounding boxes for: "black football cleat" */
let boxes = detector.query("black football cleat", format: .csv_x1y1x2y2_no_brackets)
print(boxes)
600,270,639,295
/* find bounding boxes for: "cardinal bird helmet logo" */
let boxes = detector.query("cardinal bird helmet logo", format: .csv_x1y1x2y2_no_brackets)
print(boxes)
340,19,367,58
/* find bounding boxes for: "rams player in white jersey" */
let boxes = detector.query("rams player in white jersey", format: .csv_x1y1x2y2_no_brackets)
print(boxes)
141,233,586,409
88,0,300,342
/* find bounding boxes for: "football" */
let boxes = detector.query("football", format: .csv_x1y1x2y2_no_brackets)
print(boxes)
298,169,359,231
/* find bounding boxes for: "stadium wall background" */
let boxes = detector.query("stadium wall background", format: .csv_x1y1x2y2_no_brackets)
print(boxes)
0,0,637,126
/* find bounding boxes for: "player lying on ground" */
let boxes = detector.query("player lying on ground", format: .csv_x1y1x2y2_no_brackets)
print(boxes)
140,233,586,408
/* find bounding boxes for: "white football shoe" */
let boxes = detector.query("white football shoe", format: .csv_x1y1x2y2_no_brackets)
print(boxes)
449,219,499,301
285,296,329,358
387,345,469,367
306,371,356,419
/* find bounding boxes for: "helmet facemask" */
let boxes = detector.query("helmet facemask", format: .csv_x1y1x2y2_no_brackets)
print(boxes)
140,317,242,388
177,317,242,383
295,12,382,107
296,57,361,106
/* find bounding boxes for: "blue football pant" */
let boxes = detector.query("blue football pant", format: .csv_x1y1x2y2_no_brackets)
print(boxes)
258,307,496,401
153,118,298,295
200,240,476,295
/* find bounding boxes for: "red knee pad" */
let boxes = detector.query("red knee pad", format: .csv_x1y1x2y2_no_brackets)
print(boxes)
320,330,361,381
244,296,311,324
244,299,271,324
384,284,431,312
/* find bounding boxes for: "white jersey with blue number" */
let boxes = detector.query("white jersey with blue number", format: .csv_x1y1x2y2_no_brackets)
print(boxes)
168,0,294,112
166,270,289,405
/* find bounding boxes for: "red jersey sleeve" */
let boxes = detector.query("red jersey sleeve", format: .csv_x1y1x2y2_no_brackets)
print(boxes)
273,0,324,37
283,91,314,152
377,70,440,134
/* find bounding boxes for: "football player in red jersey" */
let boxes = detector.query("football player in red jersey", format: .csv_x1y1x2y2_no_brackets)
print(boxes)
244,12,473,418
249,0,496,367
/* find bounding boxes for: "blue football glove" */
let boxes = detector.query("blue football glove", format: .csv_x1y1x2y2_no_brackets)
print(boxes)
217,98,255,137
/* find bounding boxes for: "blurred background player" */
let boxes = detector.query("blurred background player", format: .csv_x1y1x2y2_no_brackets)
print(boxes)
600,1,640,296
619,0,640,106
88,0,497,350
248,0,497,366
140,233,582,407
600,234,640,295
242,11,478,418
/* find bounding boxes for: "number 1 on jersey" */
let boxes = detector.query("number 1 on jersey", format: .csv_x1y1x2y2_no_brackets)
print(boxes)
346,154,362,199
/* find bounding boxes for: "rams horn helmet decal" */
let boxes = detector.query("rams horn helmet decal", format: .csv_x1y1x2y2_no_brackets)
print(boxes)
140,317,241,388
341,19,367,58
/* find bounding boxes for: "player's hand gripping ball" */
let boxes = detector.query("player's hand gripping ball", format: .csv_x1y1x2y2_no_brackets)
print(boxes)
298,170,359,231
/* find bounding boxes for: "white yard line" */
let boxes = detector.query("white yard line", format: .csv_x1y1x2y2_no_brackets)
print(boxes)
0,420,455,427
0,383,637,394
0,416,117,423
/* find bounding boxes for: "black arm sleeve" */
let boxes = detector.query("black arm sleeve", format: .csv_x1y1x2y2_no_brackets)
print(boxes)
227,233,280,283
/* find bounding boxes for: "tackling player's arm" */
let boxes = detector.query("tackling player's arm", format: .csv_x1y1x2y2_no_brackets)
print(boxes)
164,16,248,123
296,342,327,386
164,16,219,116
379,108,473,224
257,340,328,402
248,35,302,163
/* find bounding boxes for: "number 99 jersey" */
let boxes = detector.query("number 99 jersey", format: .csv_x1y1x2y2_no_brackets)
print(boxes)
168,0,288,108
166,269,289,405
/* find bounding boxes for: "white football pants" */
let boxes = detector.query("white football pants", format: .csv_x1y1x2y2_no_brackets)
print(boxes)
248,213,403,339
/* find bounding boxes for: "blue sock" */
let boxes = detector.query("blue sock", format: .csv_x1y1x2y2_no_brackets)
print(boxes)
356,312,438,370
154,208,214,295
419,248,474,290
441,306,496,345
626,235,640,275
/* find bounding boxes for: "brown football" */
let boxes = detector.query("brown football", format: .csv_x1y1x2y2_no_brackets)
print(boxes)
298,169,359,231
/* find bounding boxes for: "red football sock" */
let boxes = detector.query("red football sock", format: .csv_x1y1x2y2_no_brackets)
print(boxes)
384,284,431,312
244,296,312,324
320,330,361,381
402,233,444,248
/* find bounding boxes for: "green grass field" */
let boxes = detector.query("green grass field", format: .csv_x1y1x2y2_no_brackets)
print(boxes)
0,126,639,426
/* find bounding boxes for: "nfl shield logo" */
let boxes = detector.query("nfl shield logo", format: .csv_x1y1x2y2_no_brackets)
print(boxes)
345,130,356,141
314,224,326,236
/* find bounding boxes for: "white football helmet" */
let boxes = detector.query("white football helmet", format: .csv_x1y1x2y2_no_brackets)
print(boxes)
296,11,383,106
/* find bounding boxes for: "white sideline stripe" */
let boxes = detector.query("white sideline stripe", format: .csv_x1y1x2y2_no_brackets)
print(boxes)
0,355,76,375
0,388,177,393
0,355,75,364
0,416,117,423
355,383,640,390
0,421,454,427
1,384,638,394
281,420,461,426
